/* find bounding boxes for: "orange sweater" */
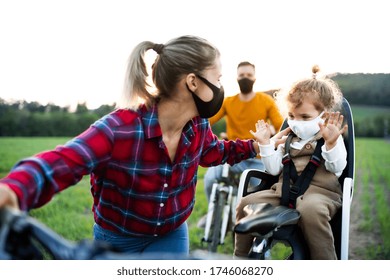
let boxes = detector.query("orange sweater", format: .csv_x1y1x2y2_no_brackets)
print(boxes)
209,92,284,140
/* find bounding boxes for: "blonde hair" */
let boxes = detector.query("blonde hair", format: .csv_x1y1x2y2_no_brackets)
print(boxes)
275,65,343,116
118,35,220,110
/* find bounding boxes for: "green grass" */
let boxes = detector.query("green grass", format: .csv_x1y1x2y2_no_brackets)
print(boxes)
351,105,390,122
0,137,71,174
355,138,390,259
1,137,390,259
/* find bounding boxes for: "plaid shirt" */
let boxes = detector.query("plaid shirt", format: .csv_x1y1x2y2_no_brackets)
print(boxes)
2,104,256,237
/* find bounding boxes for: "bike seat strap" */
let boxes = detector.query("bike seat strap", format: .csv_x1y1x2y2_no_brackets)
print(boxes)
234,203,301,236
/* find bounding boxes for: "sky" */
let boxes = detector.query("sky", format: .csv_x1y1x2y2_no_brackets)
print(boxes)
0,0,389,110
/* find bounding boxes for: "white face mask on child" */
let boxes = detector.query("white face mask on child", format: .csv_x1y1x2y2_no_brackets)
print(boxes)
287,112,325,140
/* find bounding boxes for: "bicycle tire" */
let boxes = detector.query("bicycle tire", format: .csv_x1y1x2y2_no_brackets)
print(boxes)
207,186,226,252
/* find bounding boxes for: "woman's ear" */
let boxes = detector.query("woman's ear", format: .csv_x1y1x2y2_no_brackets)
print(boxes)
186,73,198,92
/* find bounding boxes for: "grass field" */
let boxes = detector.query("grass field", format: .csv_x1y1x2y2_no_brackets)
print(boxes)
351,138,390,259
0,137,389,259
351,105,390,122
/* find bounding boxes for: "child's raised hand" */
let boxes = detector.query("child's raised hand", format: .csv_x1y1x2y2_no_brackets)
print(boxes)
250,120,272,145
319,111,348,150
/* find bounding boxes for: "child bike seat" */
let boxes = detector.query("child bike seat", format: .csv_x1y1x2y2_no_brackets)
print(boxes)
234,203,300,236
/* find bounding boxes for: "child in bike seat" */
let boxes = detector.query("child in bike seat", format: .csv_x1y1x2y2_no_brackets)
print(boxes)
234,65,348,259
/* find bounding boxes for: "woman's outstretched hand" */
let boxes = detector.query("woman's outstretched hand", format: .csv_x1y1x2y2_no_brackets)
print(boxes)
271,126,292,148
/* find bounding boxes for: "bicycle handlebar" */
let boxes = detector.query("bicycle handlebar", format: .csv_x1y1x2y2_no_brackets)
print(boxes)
0,207,231,260
0,207,125,259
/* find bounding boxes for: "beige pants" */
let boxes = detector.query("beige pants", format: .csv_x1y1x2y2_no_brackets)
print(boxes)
234,185,342,259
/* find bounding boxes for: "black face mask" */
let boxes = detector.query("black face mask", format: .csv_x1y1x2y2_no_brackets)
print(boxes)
238,78,255,94
187,75,224,118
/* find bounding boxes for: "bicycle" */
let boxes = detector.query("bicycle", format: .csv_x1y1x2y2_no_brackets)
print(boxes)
201,162,240,252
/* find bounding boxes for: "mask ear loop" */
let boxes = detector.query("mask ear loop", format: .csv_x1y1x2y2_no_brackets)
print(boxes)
196,75,222,92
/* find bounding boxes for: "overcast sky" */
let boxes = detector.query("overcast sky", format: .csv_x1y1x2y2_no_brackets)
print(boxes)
1,0,389,109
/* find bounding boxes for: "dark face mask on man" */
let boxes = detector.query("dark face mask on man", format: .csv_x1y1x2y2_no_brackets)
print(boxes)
237,77,255,94
187,75,224,118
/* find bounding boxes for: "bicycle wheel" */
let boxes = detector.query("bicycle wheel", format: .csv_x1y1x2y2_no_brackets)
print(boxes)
208,186,226,252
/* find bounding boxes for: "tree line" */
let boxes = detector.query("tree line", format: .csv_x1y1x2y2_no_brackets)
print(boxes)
0,100,115,137
332,73,390,106
0,73,389,137
332,73,390,138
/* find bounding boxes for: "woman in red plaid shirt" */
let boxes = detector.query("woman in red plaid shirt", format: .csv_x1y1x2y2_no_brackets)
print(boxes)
0,35,259,257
